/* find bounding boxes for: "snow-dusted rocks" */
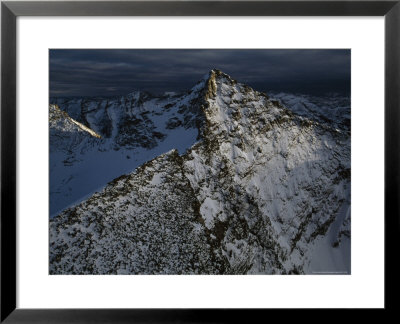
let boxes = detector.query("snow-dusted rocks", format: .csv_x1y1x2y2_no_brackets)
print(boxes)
50,69,350,274
50,150,218,274
269,92,350,132
49,82,205,215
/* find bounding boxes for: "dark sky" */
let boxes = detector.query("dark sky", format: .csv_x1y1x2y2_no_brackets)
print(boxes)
49,49,350,97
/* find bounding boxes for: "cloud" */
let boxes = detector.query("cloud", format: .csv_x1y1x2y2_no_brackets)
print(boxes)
50,49,350,97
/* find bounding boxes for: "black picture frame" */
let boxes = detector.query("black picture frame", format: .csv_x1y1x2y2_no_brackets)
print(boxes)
1,0,398,322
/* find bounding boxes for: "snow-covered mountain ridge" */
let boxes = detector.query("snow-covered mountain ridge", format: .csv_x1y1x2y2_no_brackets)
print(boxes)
50,69,350,274
269,92,350,132
49,77,208,215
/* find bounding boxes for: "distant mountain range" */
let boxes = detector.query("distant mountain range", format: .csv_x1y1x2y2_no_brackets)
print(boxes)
49,69,351,274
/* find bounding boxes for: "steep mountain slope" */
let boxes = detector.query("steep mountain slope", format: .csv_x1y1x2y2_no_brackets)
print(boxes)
50,70,350,274
269,92,350,132
49,81,207,216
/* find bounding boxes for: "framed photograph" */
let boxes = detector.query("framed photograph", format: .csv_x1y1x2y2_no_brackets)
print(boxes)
1,0,398,321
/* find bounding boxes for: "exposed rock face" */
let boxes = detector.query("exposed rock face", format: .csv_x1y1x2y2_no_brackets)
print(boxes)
49,104,102,151
49,69,350,274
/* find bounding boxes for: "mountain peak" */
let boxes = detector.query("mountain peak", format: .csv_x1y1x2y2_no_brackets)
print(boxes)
207,68,237,84
124,90,154,103
126,90,142,97
201,69,238,100
209,68,234,79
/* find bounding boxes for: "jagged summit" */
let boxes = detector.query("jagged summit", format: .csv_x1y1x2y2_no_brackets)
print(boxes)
184,69,290,148
125,90,142,98
207,68,236,81
125,90,153,99
201,68,269,100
